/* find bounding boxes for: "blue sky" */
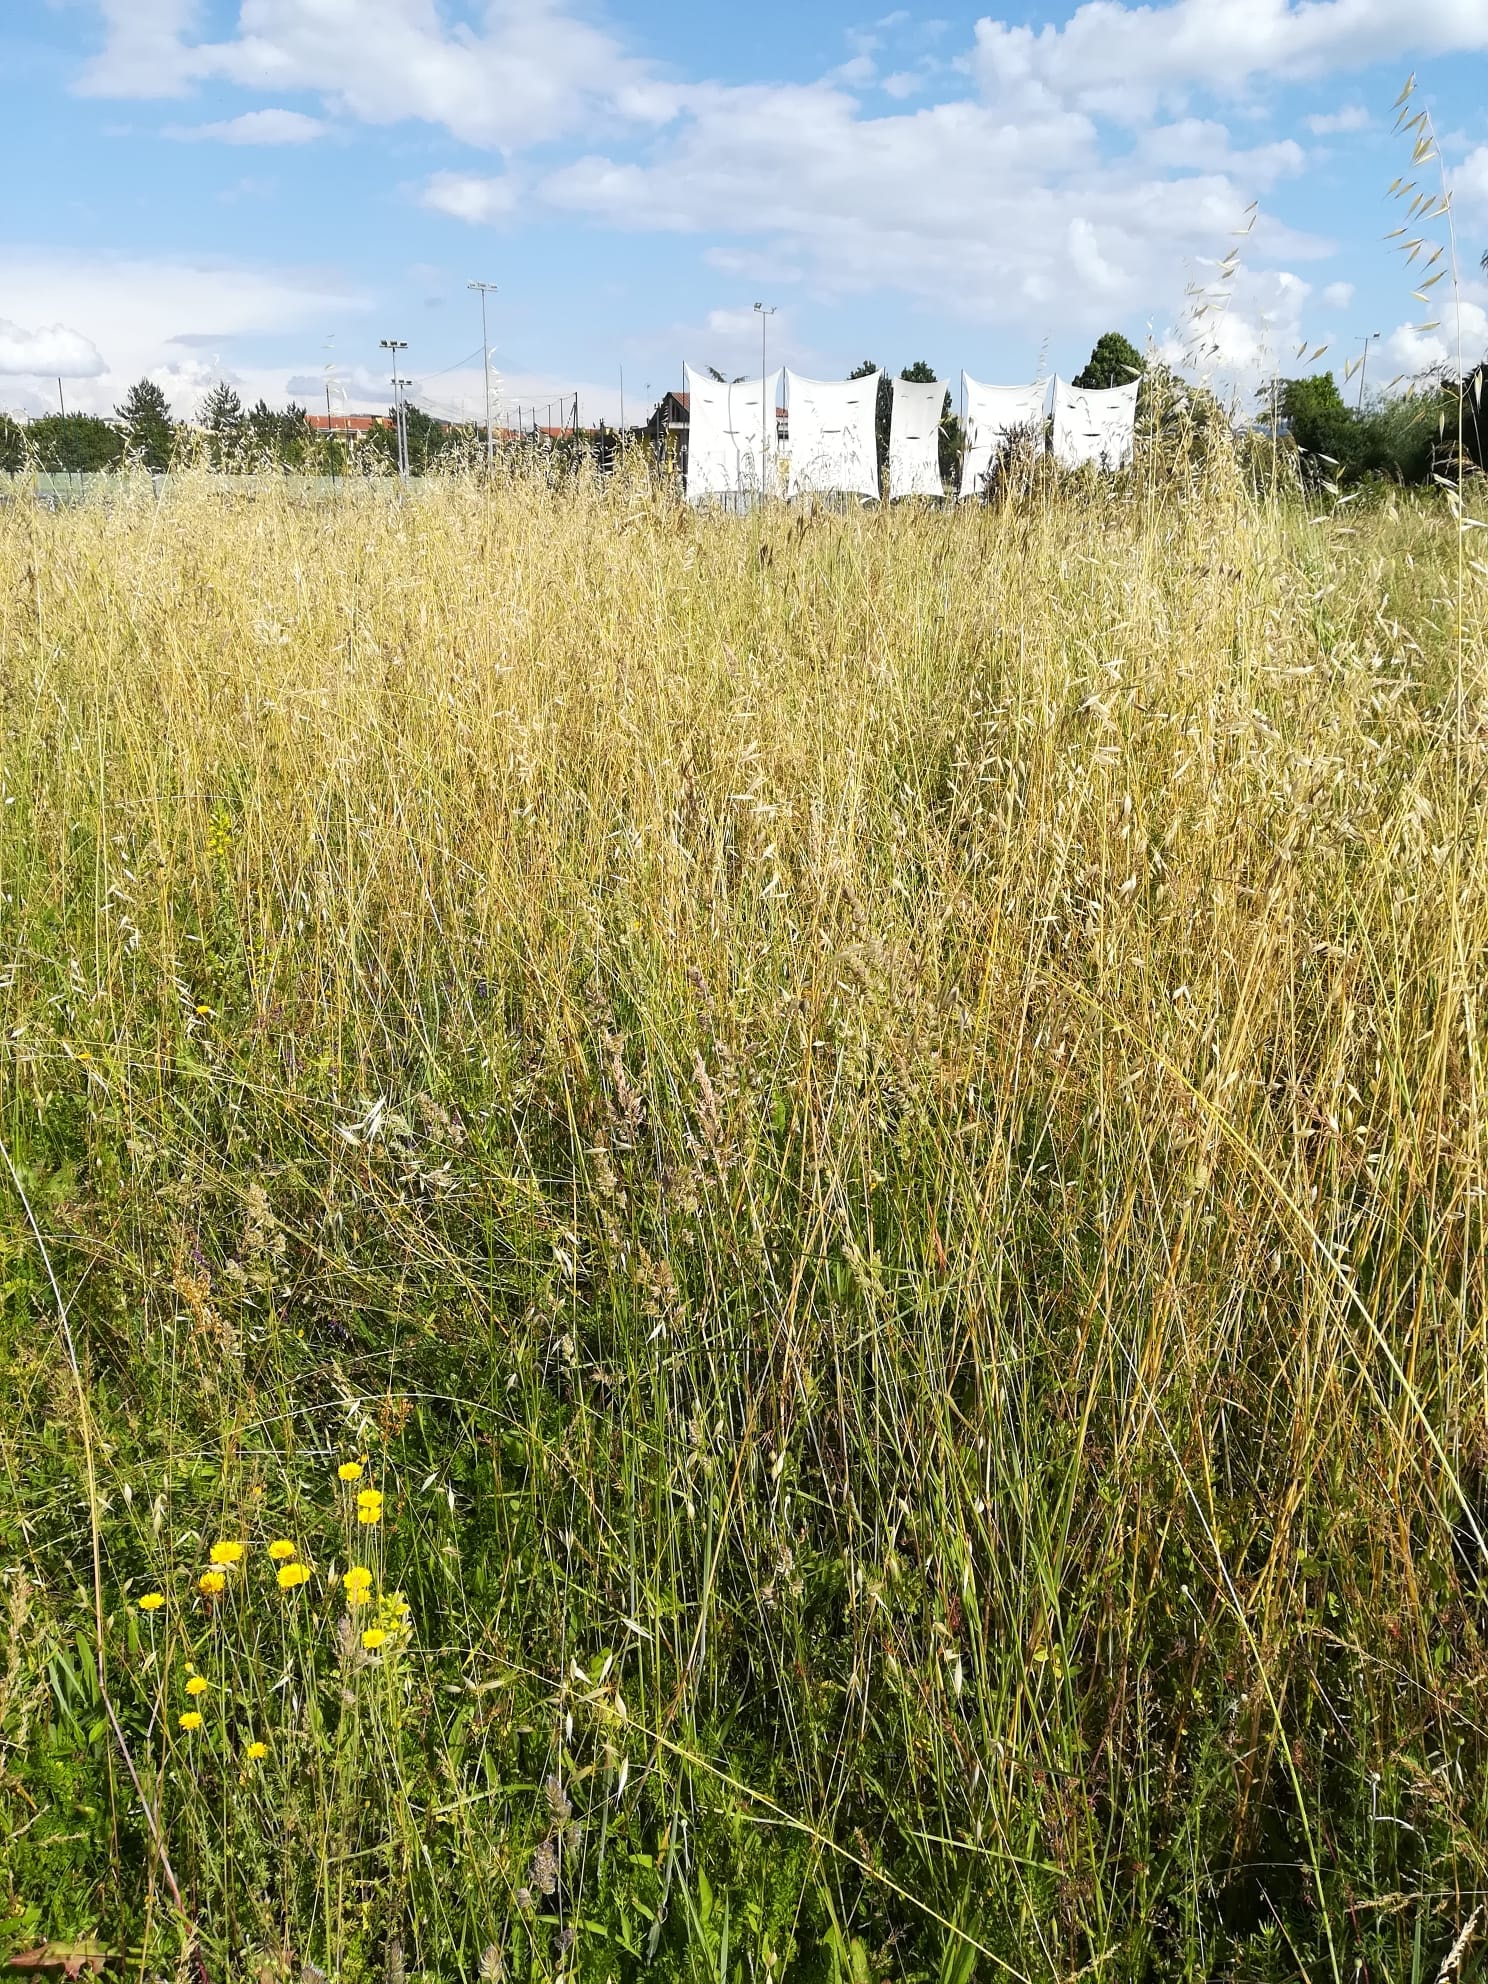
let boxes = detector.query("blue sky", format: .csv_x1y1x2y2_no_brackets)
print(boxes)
2,0,1487,426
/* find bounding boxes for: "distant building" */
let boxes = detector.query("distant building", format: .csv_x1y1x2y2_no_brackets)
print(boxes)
306,413,386,442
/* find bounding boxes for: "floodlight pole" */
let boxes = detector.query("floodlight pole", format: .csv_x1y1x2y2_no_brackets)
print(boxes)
754,301,776,485
468,281,497,466
1357,331,1381,410
380,338,409,478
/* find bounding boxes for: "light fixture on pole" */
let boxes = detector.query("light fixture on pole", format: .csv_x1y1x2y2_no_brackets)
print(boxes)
467,281,497,467
379,338,409,477
754,301,776,485
1357,331,1381,410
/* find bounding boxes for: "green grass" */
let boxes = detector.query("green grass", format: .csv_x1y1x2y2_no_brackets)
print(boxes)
0,458,1485,1984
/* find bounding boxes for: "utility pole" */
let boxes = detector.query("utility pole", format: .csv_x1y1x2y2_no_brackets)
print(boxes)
468,280,497,467
393,377,413,477
57,378,66,419
380,339,409,478
1357,331,1381,410
619,364,625,432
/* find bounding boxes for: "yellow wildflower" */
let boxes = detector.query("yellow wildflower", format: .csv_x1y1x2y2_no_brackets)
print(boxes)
276,1561,311,1590
267,1539,297,1562
138,1592,165,1612
361,1627,388,1650
198,1570,227,1597
338,1461,364,1482
355,1489,384,1527
178,1711,203,1732
344,1566,374,1605
185,1675,210,1697
245,1740,268,1762
209,1541,245,1567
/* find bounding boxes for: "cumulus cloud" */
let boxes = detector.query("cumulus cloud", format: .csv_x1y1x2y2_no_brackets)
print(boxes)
166,107,328,143
1323,280,1356,309
1453,145,1488,217
77,0,662,152
0,320,108,378
421,173,521,225
970,0,1488,120
1307,104,1371,134
0,250,367,415
1386,296,1488,377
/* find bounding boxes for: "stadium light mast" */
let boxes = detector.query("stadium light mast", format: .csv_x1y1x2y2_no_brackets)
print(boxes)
754,301,776,484
380,338,409,477
468,281,497,466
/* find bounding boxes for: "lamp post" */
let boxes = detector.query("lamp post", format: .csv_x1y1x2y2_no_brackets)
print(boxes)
1357,331,1381,410
379,338,408,478
753,301,776,487
468,281,497,466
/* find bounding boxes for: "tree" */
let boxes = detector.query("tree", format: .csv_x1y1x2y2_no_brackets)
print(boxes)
848,359,893,483
1279,372,1360,479
899,358,960,488
26,414,125,471
1073,332,1145,392
0,415,23,473
115,377,174,469
200,383,245,465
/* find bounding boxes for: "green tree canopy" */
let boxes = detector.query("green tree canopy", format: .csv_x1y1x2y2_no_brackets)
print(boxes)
26,414,126,472
200,383,245,464
1073,332,1145,392
1279,372,1359,477
115,378,174,469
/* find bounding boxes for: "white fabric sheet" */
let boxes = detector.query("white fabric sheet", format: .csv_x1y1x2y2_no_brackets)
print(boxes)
1051,376,1138,470
959,377,1048,497
784,371,880,499
684,364,779,500
888,377,946,498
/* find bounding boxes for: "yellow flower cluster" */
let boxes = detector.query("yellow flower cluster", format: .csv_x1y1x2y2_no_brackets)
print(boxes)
355,1488,384,1527
209,1541,246,1567
344,1565,374,1606
198,1570,227,1598
268,1539,297,1561
338,1460,364,1482
277,1561,312,1591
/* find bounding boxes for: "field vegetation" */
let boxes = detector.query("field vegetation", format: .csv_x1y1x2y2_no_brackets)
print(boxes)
1,440,1486,1984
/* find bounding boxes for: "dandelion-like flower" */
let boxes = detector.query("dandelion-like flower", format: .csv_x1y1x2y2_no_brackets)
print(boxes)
361,1626,388,1650
245,1740,268,1762
209,1541,245,1567
344,1565,373,1605
267,1539,297,1562
198,1570,227,1597
178,1711,203,1732
356,1489,384,1527
338,1461,364,1482
138,1592,165,1612
277,1561,311,1591
185,1675,210,1697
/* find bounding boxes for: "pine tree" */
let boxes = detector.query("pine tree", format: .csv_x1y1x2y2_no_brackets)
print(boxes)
1073,332,1145,392
200,383,245,466
115,378,175,470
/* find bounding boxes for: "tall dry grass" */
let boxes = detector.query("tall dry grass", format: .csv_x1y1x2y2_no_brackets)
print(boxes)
0,456,1486,1984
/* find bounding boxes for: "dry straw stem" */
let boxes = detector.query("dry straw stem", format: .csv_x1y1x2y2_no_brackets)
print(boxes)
1,449,1487,1979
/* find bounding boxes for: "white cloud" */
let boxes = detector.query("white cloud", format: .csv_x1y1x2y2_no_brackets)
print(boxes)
0,320,108,379
1453,145,1488,217
1306,104,1370,134
1160,267,1313,392
1323,280,1356,309
166,107,329,143
1386,296,1488,376
0,249,368,416
78,0,662,152
1136,117,1306,186
421,173,521,225
970,0,1488,120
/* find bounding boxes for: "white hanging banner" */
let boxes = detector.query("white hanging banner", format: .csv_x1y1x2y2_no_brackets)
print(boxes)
960,377,1048,497
888,377,945,498
1051,376,1138,470
784,371,880,499
683,364,779,500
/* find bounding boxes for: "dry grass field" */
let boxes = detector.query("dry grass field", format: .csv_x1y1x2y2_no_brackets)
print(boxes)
1,454,1486,1984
